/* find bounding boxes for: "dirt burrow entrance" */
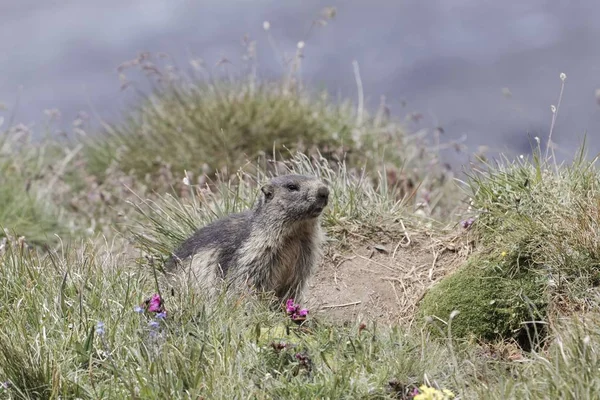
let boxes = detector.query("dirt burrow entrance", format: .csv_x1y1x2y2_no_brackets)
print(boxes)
305,230,472,327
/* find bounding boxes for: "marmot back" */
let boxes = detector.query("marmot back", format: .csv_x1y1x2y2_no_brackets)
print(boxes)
165,174,330,301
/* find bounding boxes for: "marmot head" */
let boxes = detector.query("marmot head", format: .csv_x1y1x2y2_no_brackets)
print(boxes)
258,174,329,222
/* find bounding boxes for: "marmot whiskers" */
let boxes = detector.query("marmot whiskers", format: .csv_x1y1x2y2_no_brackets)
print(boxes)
165,174,329,302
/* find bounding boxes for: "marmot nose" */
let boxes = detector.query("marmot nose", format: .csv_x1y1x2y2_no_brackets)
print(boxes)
317,186,329,201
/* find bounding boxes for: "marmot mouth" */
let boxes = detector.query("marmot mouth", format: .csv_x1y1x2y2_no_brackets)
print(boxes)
310,206,325,216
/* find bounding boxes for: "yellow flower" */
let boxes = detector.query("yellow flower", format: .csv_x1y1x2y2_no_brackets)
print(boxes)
501,251,507,257
413,385,455,400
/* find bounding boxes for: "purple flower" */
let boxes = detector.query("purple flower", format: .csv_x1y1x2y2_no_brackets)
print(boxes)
133,306,144,314
460,217,475,230
286,299,296,314
294,352,312,370
298,308,308,317
156,311,167,320
147,294,163,312
285,298,309,322
95,321,105,336
148,320,160,329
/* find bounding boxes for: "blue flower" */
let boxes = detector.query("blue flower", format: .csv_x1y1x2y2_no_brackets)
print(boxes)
133,306,144,314
156,311,167,320
148,320,160,329
96,321,105,336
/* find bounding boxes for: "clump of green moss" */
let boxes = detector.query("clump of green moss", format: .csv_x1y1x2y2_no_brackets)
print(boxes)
418,257,547,345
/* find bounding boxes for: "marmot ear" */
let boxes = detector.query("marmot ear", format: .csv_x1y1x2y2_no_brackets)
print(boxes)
261,184,274,201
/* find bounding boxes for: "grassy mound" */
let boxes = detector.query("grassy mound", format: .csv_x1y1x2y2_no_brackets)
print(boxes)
80,53,460,221
83,76,385,183
418,257,547,344
465,144,600,315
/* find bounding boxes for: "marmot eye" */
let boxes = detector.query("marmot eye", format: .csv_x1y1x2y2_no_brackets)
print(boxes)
285,183,300,191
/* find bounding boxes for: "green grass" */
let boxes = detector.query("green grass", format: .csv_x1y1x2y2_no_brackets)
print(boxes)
84,76,370,183
3,231,600,399
79,52,459,222
125,151,446,263
1,34,600,397
464,141,600,316
0,236,465,399
0,129,74,246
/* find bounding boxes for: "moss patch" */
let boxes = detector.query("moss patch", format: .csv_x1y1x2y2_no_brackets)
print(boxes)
418,257,548,346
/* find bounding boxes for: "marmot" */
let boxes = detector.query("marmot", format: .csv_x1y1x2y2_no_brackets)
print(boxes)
165,174,329,302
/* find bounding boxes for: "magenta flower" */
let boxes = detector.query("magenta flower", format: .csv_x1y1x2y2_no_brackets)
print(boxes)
146,293,164,313
286,299,296,314
285,298,309,322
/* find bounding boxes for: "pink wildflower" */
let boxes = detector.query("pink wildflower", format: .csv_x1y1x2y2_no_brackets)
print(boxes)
145,293,165,314
285,298,309,322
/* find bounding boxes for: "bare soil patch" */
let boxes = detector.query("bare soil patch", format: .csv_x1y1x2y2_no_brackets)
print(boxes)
305,229,473,327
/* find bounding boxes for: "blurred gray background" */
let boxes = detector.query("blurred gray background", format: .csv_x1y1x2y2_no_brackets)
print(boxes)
1,0,599,162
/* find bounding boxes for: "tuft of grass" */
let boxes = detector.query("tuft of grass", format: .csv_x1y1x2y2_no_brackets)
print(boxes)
79,51,461,223
84,71,365,183
474,313,600,399
464,141,600,316
124,151,446,264
0,126,74,246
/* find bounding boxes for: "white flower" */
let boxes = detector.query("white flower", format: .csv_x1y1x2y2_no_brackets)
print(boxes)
550,104,556,113
519,154,524,159
534,136,540,144
297,41,305,49
560,72,567,81
263,21,270,31
583,335,591,345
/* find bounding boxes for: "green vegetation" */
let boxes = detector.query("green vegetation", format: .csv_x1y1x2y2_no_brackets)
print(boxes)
0,238,468,398
419,256,547,344
465,142,600,315
80,51,458,220
83,55,400,185
0,128,72,246
127,151,435,261
1,16,600,397
419,138,600,347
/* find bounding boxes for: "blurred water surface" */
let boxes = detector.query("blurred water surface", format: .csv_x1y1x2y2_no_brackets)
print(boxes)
0,0,598,160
